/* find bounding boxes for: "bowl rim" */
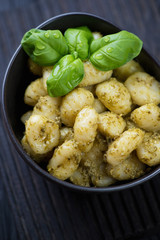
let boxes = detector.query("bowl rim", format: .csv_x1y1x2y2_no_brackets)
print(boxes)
2,12,160,193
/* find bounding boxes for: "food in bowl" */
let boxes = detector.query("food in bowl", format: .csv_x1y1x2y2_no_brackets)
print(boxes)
20,25,160,187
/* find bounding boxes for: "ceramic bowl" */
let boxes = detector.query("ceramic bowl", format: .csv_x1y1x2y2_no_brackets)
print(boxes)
2,12,160,192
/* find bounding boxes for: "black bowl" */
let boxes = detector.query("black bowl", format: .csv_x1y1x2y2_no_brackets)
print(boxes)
2,12,160,193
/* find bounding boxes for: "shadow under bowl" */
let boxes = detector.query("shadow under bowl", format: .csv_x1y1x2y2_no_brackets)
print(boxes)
2,12,160,193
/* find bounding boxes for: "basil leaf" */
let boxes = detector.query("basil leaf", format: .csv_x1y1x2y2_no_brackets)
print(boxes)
90,30,143,71
21,29,68,66
47,55,84,97
64,26,93,60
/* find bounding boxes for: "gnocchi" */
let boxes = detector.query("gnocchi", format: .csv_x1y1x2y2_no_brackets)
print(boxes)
70,166,91,187
98,111,126,138
136,132,160,166
124,72,160,106
79,138,114,187
78,61,112,87
21,29,160,188
59,127,74,145
42,66,53,92
93,98,106,113
113,60,144,82
74,106,98,152
25,115,60,154
21,135,52,163
21,110,32,124
106,152,145,180
32,95,61,126
96,78,132,115
60,88,94,127
92,31,103,40
47,140,81,180
105,128,144,166
131,103,160,131
24,78,46,106
28,58,42,76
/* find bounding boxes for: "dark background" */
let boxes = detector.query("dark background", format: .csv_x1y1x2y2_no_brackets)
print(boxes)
0,0,160,239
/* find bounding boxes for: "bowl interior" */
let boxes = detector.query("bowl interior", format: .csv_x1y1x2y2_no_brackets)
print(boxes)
2,13,160,192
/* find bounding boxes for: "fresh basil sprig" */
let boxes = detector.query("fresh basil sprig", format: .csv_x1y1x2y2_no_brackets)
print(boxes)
47,55,84,97
21,29,68,66
90,30,143,71
21,27,143,97
64,26,93,60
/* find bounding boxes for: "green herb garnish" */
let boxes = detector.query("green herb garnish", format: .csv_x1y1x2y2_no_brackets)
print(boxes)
21,29,68,66
64,26,93,60
90,30,143,71
47,54,84,97
21,27,143,97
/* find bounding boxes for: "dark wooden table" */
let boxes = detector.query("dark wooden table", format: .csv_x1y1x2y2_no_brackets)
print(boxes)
0,0,160,239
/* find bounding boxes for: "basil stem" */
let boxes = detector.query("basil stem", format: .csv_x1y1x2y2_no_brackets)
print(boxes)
64,26,93,60
21,29,68,66
90,30,143,71
47,55,84,97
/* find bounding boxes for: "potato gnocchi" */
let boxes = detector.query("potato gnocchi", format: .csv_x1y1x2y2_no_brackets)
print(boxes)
21,32,160,187
96,78,132,115
124,72,160,106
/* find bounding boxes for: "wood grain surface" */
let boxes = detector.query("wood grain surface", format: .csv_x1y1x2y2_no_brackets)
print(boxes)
0,0,160,240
